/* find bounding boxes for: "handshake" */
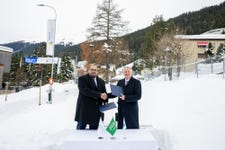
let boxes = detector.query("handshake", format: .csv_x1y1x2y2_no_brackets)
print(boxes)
100,93,108,100
100,92,125,101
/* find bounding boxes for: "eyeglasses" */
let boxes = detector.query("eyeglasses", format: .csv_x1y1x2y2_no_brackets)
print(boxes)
90,69,97,71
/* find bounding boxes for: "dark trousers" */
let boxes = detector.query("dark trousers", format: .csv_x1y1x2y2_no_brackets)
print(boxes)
76,122,98,130
117,106,139,129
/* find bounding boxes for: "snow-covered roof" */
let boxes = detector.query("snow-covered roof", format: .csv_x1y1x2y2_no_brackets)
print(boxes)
176,34,225,40
176,28,225,40
201,28,225,35
0,45,13,53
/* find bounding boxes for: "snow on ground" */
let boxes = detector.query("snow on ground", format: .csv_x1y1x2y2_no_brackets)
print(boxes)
1,73,225,150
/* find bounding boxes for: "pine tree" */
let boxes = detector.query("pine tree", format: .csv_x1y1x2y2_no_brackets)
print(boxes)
142,15,167,69
203,42,216,64
87,0,128,41
214,43,225,62
87,0,129,82
10,53,21,85
10,52,28,86
58,55,74,82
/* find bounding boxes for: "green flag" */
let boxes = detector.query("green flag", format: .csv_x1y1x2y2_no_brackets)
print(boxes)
106,117,117,136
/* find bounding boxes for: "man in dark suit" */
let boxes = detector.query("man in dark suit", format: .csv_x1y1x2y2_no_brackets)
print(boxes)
75,64,108,130
117,67,142,129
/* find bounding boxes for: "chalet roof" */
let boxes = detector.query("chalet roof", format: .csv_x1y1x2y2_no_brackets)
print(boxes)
202,28,225,35
0,46,13,53
176,28,225,40
176,34,225,40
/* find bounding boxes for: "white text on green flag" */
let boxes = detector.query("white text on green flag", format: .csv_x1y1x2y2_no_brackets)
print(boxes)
106,117,117,136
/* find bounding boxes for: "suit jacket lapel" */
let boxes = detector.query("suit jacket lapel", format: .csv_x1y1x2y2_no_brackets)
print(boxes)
95,77,100,89
87,75,97,89
122,79,126,87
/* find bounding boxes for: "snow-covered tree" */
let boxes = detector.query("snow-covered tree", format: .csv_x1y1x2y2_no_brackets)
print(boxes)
214,43,225,62
205,42,214,58
132,59,146,74
57,55,74,82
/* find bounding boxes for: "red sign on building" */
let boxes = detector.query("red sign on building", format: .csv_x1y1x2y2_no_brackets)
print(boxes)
197,41,208,46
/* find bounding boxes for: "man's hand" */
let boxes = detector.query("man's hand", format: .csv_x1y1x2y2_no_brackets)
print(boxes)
101,93,108,100
120,94,125,101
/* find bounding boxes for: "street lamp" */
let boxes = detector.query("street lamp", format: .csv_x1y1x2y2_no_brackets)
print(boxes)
37,4,57,104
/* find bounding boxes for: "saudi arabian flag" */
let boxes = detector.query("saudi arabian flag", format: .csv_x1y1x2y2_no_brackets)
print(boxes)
106,117,117,136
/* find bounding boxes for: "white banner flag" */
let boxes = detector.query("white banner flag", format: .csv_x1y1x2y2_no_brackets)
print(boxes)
46,19,56,56
57,58,61,74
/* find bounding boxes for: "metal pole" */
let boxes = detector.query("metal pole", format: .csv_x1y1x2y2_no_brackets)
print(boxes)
223,56,225,79
39,64,42,105
195,60,199,78
39,79,42,105
4,83,8,101
211,57,213,74
37,4,57,104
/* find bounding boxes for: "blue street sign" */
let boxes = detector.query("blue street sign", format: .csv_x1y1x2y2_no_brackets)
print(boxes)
25,57,37,64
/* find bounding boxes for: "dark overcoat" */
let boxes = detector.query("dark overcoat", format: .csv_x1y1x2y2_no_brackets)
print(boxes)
75,74,107,126
117,77,142,129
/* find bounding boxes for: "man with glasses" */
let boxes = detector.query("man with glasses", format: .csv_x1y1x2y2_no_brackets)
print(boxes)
74,64,108,129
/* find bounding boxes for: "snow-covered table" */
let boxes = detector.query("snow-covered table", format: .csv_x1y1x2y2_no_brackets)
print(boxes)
61,129,158,150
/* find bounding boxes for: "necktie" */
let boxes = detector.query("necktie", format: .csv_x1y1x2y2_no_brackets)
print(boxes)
93,78,97,86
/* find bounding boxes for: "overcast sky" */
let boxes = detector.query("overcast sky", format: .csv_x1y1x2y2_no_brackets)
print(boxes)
0,0,224,44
